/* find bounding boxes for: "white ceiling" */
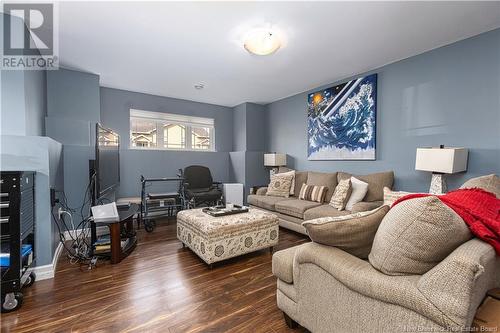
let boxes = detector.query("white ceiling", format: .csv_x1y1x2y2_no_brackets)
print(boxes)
58,1,500,107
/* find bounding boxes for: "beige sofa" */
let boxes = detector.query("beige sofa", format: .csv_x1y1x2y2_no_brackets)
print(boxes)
273,239,500,332
271,174,500,332
248,169,394,234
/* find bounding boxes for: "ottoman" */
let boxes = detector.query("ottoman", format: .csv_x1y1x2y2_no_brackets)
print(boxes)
177,208,279,265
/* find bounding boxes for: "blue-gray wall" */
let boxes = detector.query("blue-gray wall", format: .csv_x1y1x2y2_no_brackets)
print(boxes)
1,14,46,137
0,137,63,266
1,69,46,136
0,14,62,267
233,103,246,151
229,103,269,199
266,28,500,192
100,87,234,197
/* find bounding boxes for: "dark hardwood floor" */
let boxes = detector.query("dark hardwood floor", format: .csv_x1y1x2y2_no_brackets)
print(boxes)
1,219,309,333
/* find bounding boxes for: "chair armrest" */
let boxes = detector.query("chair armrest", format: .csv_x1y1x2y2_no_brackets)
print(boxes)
210,182,223,190
351,200,383,213
417,239,499,326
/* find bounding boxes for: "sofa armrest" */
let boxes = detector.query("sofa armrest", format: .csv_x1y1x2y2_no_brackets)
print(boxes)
351,200,383,213
292,242,418,294
292,242,484,328
272,244,307,283
417,239,499,326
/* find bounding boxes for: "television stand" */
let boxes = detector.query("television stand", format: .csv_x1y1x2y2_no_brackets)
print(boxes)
92,203,139,264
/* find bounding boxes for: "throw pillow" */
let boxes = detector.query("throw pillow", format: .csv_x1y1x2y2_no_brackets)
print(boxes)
302,206,389,259
345,177,369,211
298,183,328,203
278,170,296,195
329,178,352,210
266,173,293,198
307,172,338,203
460,174,500,198
383,187,413,206
368,196,472,275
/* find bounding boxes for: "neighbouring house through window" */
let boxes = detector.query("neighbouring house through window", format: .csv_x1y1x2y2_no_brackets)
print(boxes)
130,109,215,151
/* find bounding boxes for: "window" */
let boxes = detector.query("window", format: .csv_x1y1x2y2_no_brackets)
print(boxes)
164,123,186,149
191,126,211,150
130,109,215,151
130,119,157,148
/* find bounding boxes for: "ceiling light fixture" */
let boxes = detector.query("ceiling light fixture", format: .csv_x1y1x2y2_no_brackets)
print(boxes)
244,28,281,56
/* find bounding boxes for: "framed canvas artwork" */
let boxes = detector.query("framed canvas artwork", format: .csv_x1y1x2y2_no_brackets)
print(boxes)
307,73,377,160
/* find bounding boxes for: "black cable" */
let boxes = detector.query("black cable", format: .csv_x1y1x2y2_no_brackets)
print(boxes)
97,197,112,204
51,170,123,268
51,172,97,263
51,210,83,258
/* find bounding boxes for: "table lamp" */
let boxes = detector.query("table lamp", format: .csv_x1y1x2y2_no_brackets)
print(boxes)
415,146,468,194
264,153,287,177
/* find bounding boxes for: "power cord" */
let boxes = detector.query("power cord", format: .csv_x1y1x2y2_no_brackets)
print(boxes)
51,172,97,267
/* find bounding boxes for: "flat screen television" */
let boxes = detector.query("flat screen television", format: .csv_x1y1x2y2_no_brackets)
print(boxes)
95,123,120,198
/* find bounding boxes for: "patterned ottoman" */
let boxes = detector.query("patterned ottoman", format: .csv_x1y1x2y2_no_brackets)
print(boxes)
177,208,279,266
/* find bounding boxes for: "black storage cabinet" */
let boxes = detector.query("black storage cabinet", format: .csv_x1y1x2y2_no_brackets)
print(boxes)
0,171,36,312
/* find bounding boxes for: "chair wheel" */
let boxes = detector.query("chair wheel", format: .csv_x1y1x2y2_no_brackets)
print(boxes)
24,272,36,288
145,220,155,233
1,292,23,313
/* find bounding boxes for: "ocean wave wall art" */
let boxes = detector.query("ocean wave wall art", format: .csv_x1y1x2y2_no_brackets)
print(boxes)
307,74,377,160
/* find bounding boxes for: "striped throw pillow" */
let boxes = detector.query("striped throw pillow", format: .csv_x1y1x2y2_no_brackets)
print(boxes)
298,183,328,203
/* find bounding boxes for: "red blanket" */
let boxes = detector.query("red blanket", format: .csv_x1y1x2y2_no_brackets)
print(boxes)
392,189,500,255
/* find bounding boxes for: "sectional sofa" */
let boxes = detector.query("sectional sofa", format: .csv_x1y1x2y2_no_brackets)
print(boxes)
247,168,394,234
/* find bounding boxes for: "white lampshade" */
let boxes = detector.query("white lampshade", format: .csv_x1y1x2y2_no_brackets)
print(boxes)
264,153,287,167
415,147,468,174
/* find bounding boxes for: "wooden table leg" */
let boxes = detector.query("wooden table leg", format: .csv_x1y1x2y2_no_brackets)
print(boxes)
109,223,121,264
125,216,133,234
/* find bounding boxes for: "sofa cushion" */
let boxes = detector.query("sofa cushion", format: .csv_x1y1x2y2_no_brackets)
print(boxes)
303,206,390,258
266,172,294,198
293,171,308,198
460,174,500,198
275,199,322,219
272,245,302,283
339,171,394,202
248,194,288,211
329,178,352,210
303,204,352,220
369,196,472,275
351,201,383,213
383,187,414,206
273,211,307,235
307,172,338,202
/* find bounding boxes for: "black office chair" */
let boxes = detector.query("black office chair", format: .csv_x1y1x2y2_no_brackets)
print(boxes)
179,166,223,207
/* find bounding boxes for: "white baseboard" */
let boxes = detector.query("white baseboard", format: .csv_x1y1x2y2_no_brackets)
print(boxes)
34,240,64,281
34,226,108,281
